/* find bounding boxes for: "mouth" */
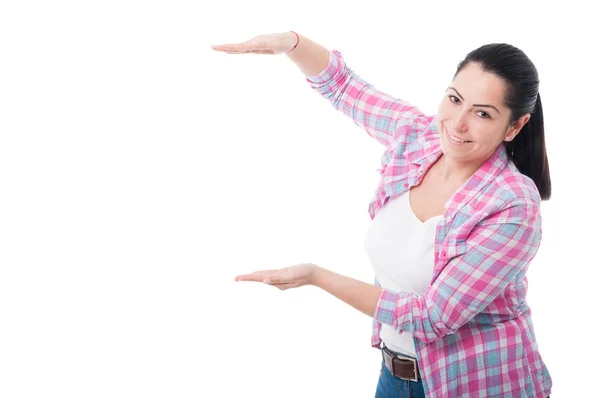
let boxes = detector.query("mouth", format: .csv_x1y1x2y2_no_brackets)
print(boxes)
444,125,472,144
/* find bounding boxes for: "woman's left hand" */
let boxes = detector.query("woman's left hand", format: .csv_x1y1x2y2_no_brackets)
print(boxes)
234,263,319,290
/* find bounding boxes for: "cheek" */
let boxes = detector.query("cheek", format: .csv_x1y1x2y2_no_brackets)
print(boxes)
472,126,505,146
437,102,452,120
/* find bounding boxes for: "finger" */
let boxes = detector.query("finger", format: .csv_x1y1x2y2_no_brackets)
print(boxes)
235,270,278,282
235,275,292,284
235,274,266,282
215,49,276,55
252,269,279,274
222,49,252,54
263,275,294,284
249,269,279,278
211,43,245,51
212,38,277,54
212,40,258,53
214,48,249,54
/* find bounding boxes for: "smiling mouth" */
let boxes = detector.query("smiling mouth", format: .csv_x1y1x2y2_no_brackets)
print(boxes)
445,127,472,144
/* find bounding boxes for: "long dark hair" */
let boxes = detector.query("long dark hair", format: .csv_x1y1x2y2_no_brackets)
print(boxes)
455,44,551,200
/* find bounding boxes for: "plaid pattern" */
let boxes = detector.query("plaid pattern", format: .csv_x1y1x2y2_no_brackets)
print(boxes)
307,50,552,397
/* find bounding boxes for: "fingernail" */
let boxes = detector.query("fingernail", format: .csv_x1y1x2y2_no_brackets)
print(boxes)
263,279,271,284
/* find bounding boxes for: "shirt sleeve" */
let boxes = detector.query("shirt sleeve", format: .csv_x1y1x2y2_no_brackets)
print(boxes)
372,204,542,344
306,50,426,149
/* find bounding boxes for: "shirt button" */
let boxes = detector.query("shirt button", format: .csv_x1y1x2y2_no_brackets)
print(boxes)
441,251,447,257
379,190,386,197
404,183,409,188
418,168,424,174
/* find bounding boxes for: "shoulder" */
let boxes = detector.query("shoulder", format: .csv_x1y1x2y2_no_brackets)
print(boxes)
480,162,542,228
448,152,542,244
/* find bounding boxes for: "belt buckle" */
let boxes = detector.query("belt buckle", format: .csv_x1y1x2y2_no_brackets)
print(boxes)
395,353,419,383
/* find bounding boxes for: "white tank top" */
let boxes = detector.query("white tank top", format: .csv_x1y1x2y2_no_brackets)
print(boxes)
363,189,442,357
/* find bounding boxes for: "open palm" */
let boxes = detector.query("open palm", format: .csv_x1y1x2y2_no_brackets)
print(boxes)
234,263,317,290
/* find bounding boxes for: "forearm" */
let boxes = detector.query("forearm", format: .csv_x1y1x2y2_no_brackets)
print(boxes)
312,266,382,318
285,33,331,77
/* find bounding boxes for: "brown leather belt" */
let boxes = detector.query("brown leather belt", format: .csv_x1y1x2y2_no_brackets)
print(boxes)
381,345,421,382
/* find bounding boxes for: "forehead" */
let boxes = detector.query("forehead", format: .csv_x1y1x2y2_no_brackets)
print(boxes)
451,62,508,105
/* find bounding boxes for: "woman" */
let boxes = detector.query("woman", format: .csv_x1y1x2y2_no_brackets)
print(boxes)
212,31,553,397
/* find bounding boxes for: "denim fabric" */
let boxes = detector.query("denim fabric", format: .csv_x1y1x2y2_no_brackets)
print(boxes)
375,358,425,398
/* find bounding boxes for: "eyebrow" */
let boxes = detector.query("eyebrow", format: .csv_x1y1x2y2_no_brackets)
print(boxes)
448,87,500,114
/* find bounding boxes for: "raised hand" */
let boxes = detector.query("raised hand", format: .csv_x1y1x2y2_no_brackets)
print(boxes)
211,32,298,55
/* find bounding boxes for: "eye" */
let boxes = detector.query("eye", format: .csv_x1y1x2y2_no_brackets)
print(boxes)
448,95,460,104
476,111,490,119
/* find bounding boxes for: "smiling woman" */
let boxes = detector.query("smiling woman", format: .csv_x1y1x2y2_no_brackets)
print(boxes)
213,32,553,397
434,58,544,191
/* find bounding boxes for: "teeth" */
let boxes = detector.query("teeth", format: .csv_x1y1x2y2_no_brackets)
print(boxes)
446,128,469,143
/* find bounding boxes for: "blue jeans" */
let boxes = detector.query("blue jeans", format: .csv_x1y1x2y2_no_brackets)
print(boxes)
375,355,425,398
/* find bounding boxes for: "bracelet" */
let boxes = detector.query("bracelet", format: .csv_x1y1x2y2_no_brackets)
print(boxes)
286,31,300,53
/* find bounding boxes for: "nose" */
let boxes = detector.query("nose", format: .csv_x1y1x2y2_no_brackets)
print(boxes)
454,112,468,132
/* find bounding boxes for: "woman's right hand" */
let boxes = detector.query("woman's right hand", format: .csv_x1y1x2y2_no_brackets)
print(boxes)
211,32,298,55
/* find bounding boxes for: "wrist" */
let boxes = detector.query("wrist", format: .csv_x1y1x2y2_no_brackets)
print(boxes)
311,265,327,287
285,31,300,54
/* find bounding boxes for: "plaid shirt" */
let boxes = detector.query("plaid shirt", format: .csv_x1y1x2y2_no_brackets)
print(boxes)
307,50,553,397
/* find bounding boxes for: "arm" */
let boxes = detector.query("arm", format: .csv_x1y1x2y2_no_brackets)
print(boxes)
213,31,423,149
302,42,425,148
312,267,383,318
284,33,332,77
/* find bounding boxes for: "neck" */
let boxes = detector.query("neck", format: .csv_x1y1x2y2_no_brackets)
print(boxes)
436,154,485,185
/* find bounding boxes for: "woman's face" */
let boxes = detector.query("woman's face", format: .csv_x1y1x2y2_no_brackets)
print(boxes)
436,62,528,164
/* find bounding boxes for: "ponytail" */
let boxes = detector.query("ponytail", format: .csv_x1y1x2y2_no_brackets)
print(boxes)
504,93,551,200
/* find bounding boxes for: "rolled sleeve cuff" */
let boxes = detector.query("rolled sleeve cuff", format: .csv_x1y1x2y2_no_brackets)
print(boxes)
305,50,341,85
373,288,412,329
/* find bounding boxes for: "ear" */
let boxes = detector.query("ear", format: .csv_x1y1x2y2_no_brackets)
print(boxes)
504,113,531,142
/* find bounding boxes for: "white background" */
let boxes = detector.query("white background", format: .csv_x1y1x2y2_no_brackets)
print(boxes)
1,1,598,397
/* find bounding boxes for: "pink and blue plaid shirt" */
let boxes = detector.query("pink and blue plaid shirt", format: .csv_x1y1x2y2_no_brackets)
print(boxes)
307,50,552,397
